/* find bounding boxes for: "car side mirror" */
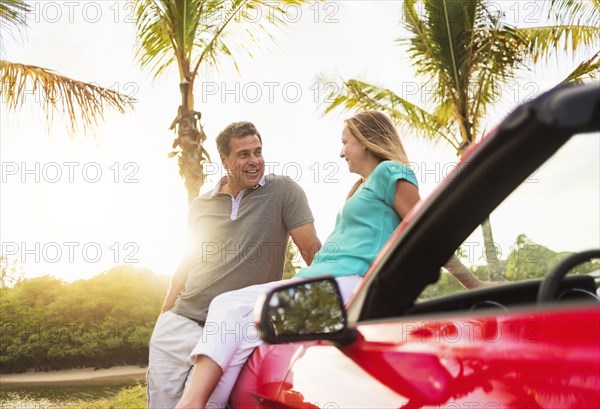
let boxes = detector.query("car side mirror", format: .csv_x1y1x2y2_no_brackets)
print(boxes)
255,276,356,345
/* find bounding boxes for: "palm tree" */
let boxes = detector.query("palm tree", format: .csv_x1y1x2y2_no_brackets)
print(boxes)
0,0,135,134
321,0,599,280
133,0,306,204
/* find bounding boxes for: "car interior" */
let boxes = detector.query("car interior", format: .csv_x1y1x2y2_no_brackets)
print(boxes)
408,274,598,317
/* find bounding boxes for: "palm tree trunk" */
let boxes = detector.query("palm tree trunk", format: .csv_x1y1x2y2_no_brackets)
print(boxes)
481,216,503,281
462,134,503,282
171,80,208,205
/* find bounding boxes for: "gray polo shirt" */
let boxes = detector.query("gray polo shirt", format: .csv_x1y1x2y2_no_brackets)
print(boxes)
171,174,314,322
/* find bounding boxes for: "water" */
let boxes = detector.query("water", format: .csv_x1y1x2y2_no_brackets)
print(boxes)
0,377,144,408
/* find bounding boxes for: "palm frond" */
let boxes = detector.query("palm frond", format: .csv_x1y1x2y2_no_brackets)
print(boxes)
521,25,600,63
469,19,526,137
135,0,306,82
322,78,461,150
191,0,305,76
401,1,481,101
400,0,527,144
134,0,204,79
401,0,454,103
192,0,252,73
559,51,600,84
0,60,136,135
548,0,600,27
0,0,28,29
0,0,29,54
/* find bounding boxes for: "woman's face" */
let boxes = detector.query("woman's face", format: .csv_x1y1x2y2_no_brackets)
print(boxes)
340,127,369,175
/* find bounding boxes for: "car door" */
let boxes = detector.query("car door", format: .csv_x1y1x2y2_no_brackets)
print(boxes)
265,304,599,408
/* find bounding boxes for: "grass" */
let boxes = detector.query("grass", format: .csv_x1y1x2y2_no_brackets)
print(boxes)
83,383,147,409
1,384,148,409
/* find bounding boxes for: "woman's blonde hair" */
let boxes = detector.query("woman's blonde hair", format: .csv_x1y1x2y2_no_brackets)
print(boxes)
344,111,409,198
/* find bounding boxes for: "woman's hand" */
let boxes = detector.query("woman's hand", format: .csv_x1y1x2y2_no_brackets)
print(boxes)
175,355,224,409
175,395,201,409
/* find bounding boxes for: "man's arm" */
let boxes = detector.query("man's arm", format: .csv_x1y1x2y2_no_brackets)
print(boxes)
161,250,196,313
443,255,487,289
289,223,321,266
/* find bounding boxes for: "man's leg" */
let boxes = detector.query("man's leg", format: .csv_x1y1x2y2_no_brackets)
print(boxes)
147,311,203,408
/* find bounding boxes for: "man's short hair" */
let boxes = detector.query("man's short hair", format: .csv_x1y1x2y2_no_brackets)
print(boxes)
216,121,262,156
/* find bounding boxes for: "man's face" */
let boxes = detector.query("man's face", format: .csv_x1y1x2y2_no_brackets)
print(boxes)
221,134,265,192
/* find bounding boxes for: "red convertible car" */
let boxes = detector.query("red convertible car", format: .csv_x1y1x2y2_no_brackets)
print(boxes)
230,82,600,409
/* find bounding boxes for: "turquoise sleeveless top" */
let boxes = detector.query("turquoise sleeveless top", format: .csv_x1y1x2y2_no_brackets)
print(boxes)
296,161,418,279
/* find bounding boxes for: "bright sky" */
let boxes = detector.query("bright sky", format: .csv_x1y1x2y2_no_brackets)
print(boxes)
1,1,598,282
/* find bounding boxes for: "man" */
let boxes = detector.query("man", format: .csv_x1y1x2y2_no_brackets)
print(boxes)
147,121,320,408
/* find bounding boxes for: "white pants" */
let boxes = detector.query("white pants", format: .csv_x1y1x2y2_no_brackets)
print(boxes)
190,275,362,409
147,311,203,409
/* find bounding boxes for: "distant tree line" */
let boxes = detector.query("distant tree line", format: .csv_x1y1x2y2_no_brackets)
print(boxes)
3,236,598,372
420,235,600,299
0,241,301,374
0,266,168,373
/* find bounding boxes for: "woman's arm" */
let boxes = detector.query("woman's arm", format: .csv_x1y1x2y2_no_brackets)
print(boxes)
393,180,421,218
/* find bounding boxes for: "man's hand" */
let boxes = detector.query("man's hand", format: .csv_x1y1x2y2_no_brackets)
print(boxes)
161,250,196,313
161,295,177,313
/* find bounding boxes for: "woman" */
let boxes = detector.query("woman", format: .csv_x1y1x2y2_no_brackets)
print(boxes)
175,111,421,408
